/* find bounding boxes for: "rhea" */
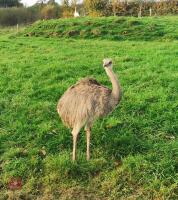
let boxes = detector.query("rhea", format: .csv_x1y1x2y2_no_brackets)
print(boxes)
57,59,122,161
74,7,79,17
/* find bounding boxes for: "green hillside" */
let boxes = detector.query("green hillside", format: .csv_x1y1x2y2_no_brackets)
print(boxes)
23,16,178,41
0,16,178,199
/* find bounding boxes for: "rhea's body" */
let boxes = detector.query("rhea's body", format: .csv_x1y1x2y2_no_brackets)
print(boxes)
57,78,120,129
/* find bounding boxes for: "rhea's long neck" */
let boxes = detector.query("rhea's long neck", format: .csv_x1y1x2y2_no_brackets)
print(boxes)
105,67,122,102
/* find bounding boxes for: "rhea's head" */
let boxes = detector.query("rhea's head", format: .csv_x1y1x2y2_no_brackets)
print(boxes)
103,58,113,69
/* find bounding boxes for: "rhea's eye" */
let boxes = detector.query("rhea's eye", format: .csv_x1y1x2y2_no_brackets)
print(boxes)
108,61,112,65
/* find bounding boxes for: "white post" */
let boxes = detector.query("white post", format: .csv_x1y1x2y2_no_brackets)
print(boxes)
138,6,142,18
149,7,152,17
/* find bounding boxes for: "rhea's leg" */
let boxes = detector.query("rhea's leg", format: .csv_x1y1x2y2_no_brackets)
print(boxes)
85,123,92,160
72,125,81,161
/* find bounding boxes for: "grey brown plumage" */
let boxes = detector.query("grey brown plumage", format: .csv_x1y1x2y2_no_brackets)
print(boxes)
57,78,119,128
57,59,122,160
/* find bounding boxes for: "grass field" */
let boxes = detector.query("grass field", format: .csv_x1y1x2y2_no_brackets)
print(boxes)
0,16,178,199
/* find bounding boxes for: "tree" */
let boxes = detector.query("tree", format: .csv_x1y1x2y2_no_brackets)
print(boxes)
62,0,69,7
71,0,78,10
47,0,56,4
36,0,47,4
61,0,73,18
0,7,36,26
84,0,109,16
132,0,145,17
153,0,178,15
40,4,58,19
0,0,22,7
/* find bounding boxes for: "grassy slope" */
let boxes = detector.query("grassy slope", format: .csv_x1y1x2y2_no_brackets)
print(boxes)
0,17,178,199
23,16,178,41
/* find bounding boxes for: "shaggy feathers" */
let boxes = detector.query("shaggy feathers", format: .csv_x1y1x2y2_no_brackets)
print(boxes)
57,77,116,128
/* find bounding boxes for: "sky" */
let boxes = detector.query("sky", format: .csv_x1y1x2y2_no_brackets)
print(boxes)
21,0,61,7
21,0,159,7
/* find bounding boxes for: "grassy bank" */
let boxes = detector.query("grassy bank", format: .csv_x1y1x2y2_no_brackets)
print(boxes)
0,16,178,199
23,16,178,41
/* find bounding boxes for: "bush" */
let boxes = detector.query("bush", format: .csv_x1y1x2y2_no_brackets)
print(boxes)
62,9,74,18
40,4,59,20
0,7,38,26
84,0,108,16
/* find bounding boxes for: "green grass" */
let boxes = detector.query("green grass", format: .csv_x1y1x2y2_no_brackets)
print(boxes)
23,16,178,41
0,16,178,199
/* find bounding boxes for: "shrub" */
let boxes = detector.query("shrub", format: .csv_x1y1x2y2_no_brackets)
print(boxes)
84,0,108,16
40,4,58,20
62,9,74,18
0,7,37,26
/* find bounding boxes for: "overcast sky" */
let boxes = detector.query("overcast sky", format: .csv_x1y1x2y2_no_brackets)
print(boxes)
21,0,61,7
21,0,158,7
